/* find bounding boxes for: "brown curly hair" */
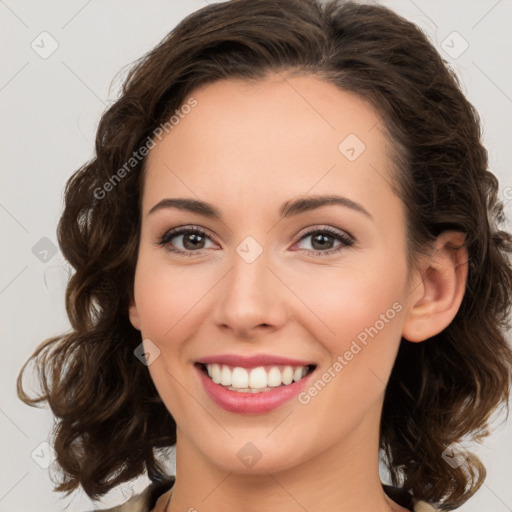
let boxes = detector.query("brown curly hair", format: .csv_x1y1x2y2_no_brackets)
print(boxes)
17,0,512,509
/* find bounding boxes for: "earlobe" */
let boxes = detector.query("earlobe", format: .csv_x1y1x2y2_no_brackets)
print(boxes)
402,231,468,343
129,297,141,331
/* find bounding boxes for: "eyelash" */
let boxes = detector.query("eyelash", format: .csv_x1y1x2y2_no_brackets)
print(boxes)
156,224,355,257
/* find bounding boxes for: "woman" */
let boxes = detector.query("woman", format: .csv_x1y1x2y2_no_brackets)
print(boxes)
17,0,512,511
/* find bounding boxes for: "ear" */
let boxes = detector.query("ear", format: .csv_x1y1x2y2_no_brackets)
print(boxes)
402,231,468,343
129,294,141,331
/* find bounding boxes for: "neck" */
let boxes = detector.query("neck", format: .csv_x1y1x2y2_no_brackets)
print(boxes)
167,398,407,512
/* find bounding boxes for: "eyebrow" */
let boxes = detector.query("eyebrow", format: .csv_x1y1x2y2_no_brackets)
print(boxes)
147,195,372,220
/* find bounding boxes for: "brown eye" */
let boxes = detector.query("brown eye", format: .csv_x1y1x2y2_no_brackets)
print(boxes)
294,227,354,256
157,227,217,255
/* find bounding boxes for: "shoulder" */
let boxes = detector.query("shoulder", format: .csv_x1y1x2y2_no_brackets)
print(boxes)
413,499,440,511
383,484,440,512
90,490,149,512
86,477,175,512
89,478,438,512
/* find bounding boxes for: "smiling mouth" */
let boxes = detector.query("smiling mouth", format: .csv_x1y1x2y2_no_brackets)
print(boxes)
195,362,317,393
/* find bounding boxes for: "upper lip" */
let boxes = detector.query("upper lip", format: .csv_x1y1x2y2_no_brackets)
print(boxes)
196,353,316,368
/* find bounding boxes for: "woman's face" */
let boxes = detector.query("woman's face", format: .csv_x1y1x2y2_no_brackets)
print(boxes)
129,72,419,475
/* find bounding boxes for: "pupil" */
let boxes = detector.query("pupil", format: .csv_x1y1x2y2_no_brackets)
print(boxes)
184,233,204,250
312,233,333,250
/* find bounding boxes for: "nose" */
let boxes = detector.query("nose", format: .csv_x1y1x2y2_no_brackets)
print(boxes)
212,245,287,339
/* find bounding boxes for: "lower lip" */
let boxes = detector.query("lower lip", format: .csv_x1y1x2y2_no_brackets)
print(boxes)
195,364,315,414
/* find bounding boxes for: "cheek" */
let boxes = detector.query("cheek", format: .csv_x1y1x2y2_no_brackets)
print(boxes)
133,257,205,415
133,255,210,341
296,259,406,414
292,258,406,349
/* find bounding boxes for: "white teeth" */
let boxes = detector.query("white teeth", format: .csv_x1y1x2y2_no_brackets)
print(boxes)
248,367,267,389
220,365,231,386
282,366,294,385
267,367,282,387
231,367,249,388
204,363,312,391
293,366,304,382
210,363,221,384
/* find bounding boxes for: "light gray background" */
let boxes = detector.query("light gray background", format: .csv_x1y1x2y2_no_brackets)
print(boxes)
1,1,511,511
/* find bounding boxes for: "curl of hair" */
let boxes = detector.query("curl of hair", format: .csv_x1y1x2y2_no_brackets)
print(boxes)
17,0,512,508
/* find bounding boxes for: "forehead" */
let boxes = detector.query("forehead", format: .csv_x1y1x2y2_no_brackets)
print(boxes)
142,73,398,220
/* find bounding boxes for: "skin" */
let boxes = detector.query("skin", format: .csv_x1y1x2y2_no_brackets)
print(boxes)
129,72,468,512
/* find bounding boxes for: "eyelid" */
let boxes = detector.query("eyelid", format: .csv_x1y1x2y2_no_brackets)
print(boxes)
156,225,219,248
291,225,355,255
156,224,355,256
295,224,355,243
